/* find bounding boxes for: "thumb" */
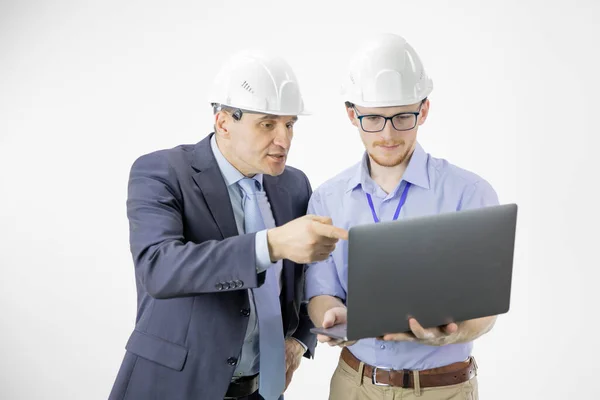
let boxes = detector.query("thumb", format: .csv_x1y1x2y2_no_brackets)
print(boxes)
322,309,338,328
307,215,332,225
444,323,459,334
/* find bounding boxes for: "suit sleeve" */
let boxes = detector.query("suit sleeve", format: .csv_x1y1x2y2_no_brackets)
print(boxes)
291,172,318,358
127,152,263,299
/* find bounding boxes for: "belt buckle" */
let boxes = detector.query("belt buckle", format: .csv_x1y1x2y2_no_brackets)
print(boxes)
372,366,392,386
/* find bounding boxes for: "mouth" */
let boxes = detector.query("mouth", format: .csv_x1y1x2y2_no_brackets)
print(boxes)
268,154,286,162
378,144,401,150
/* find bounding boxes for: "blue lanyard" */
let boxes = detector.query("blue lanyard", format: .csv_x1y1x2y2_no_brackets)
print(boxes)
366,182,411,223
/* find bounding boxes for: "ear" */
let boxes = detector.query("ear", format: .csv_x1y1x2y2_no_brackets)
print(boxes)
346,105,359,128
215,111,231,137
417,99,430,126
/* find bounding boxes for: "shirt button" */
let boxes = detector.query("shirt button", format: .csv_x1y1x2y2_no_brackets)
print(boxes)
380,344,386,349
240,308,250,317
227,357,238,366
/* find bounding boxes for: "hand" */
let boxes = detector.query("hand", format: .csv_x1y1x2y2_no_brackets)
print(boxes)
380,318,459,346
267,215,348,263
284,338,305,391
316,306,357,348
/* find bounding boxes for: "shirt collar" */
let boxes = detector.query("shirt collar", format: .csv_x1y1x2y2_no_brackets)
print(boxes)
210,134,264,187
346,142,430,193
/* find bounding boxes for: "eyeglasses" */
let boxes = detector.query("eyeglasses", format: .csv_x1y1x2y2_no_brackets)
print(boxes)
353,103,423,133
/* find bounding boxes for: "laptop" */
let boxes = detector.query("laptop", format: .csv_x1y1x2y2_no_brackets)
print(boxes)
311,203,518,341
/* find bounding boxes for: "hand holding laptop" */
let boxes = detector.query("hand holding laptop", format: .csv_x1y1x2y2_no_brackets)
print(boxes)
310,204,517,343
379,318,459,346
316,306,356,348
314,310,459,346
381,315,500,348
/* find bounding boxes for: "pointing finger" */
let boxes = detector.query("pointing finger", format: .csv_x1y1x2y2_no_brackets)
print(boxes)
313,223,348,240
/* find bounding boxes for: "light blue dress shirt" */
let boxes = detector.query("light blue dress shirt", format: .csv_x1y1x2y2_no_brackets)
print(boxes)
210,136,305,379
305,142,499,370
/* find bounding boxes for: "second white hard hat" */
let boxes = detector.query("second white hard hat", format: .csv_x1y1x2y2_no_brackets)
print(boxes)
341,33,433,107
209,49,309,116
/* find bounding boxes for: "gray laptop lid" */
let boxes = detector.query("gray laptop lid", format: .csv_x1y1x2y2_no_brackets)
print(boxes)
345,203,517,341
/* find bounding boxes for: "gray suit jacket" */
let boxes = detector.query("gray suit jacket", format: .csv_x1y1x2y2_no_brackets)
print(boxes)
109,133,317,400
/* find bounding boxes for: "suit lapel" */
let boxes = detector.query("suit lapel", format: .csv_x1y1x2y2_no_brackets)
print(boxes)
262,176,292,228
190,137,297,310
191,134,239,239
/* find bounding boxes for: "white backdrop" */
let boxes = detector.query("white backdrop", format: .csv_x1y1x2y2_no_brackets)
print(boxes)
1,1,599,399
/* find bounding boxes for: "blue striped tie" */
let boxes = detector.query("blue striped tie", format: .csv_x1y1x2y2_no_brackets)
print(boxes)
238,177,285,400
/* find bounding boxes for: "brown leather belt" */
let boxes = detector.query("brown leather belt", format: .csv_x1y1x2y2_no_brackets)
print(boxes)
225,374,259,399
341,347,476,388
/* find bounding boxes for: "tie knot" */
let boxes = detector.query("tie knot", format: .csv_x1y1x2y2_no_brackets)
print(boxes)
238,177,261,196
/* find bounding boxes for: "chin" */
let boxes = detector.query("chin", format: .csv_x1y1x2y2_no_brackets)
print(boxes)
370,153,405,167
371,144,413,167
264,163,286,176
271,165,286,176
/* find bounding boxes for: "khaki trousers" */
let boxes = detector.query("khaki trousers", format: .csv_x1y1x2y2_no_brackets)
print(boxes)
329,357,478,400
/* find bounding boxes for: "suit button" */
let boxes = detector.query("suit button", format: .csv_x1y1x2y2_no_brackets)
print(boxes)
227,357,238,366
223,282,231,290
215,283,223,291
240,308,250,317
235,280,244,288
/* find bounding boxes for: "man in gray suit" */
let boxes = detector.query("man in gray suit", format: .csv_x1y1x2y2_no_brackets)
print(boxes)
109,50,348,400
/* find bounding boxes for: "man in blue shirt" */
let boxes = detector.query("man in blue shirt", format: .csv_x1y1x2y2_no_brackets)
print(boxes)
306,33,500,399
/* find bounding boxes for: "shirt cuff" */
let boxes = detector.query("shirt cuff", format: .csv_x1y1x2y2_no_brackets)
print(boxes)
255,229,275,273
290,337,308,353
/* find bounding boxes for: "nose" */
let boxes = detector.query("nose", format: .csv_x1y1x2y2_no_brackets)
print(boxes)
378,119,395,141
273,123,292,150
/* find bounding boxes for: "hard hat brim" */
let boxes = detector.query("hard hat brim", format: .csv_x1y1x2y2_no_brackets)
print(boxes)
212,102,311,117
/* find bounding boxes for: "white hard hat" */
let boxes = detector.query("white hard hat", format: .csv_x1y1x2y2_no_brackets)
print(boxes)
209,50,309,116
341,33,433,107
